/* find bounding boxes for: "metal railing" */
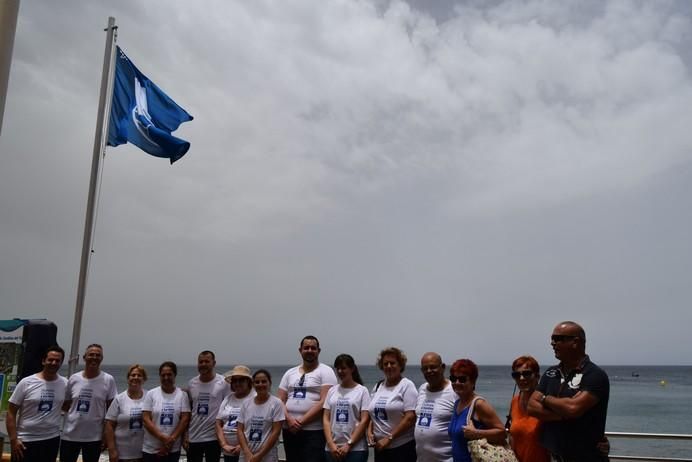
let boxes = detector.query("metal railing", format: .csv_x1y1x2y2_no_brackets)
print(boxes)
607,431,692,462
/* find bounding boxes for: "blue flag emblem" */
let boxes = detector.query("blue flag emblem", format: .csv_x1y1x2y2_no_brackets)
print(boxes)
107,46,193,163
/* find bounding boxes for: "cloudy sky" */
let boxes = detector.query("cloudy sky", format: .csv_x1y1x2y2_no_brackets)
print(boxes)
1,0,691,367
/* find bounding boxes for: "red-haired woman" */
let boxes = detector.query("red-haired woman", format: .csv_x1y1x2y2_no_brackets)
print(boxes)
447,359,505,462
508,356,549,462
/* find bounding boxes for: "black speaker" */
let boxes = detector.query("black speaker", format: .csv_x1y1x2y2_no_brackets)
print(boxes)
20,320,58,379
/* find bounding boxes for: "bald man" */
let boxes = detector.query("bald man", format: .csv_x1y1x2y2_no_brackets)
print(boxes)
414,352,456,462
528,321,609,462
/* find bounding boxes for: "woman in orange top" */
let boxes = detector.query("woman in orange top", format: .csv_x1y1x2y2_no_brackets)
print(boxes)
508,356,549,462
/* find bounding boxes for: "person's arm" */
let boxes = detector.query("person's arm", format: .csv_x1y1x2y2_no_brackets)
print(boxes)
463,399,506,444
166,411,191,447
277,386,300,432
104,420,118,462
375,410,416,450
7,402,24,460
538,390,599,419
237,422,253,461
299,384,332,426
323,408,342,460
366,418,375,447
251,421,282,462
216,419,233,454
142,411,169,443
340,410,370,457
527,390,562,421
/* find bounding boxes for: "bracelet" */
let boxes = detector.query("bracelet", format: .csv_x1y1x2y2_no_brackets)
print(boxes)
540,394,548,405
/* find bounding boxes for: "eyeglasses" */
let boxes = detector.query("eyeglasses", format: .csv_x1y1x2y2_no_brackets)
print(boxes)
449,375,469,384
298,374,306,387
551,334,580,343
511,370,534,379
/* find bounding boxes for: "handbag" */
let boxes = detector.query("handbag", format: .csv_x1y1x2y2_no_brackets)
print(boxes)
466,396,519,462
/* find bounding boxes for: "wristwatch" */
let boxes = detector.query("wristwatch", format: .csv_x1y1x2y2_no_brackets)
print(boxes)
540,394,548,405
347,438,353,445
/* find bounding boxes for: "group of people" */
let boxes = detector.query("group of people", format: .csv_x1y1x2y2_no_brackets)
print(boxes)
7,321,610,462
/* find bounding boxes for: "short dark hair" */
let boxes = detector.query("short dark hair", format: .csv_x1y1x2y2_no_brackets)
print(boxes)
42,345,65,361
159,361,178,376
199,350,216,360
300,335,320,349
253,369,272,383
85,343,103,351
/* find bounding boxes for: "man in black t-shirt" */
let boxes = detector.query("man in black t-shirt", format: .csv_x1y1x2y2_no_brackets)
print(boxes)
528,321,610,462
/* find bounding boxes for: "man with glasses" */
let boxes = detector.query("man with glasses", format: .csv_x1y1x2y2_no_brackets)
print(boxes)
186,350,229,462
415,352,456,462
528,321,610,462
278,335,337,462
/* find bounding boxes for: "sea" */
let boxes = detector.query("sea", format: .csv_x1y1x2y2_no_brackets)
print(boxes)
93,364,692,460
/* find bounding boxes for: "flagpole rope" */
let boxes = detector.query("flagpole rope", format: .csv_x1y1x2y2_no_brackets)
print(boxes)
88,148,107,258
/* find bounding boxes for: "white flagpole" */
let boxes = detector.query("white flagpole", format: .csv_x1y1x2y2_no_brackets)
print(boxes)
0,0,20,136
68,16,117,376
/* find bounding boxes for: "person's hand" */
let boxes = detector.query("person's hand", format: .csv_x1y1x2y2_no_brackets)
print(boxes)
11,438,25,460
463,421,480,440
375,437,391,451
597,436,610,455
108,447,119,462
287,415,302,433
229,444,241,455
366,432,375,447
183,436,189,450
336,442,352,458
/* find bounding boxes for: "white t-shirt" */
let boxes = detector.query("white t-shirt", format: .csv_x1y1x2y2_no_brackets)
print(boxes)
414,382,456,462
216,390,256,450
105,390,147,459
238,395,285,462
368,377,418,448
8,373,68,442
142,386,191,453
62,371,118,442
323,384,371,451
188,373,230,443
279,363,337,431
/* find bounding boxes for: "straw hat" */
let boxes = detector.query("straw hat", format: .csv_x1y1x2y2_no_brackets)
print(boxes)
223,365,252,381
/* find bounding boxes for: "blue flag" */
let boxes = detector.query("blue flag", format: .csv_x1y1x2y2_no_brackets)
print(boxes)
107,46,193,164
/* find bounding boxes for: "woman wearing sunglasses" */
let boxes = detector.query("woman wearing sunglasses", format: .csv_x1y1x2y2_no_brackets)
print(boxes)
447,359,505,462
508,356,549,462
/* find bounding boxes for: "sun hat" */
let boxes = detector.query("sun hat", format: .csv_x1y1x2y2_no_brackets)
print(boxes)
223,365,252,380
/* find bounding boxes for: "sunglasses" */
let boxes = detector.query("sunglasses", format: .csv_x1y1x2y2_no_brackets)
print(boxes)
298,373,306,387
449,375,469,384
551,334,580,343
511,370,534,379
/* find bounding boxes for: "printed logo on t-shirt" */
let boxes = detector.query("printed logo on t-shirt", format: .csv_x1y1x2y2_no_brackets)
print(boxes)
197,392,210,415
335,398,350,424
77,388,93,414
226,414,238,429
38,389,55,413
292,386,306,399
160,402,175,427
249,416,263,442
374,397,388,422
417,400,434,428
130,408,143,430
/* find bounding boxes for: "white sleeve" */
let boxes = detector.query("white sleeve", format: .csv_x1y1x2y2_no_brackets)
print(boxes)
181,391,192,412
278,370,291,392
321,365,338,386
105,395,120,421
402,380,418,411
8,378,27,406
107,375,118,400
323,387,335,410
359,386,371,411
142,390,154,412
238,400,250,425
271,398,285,422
